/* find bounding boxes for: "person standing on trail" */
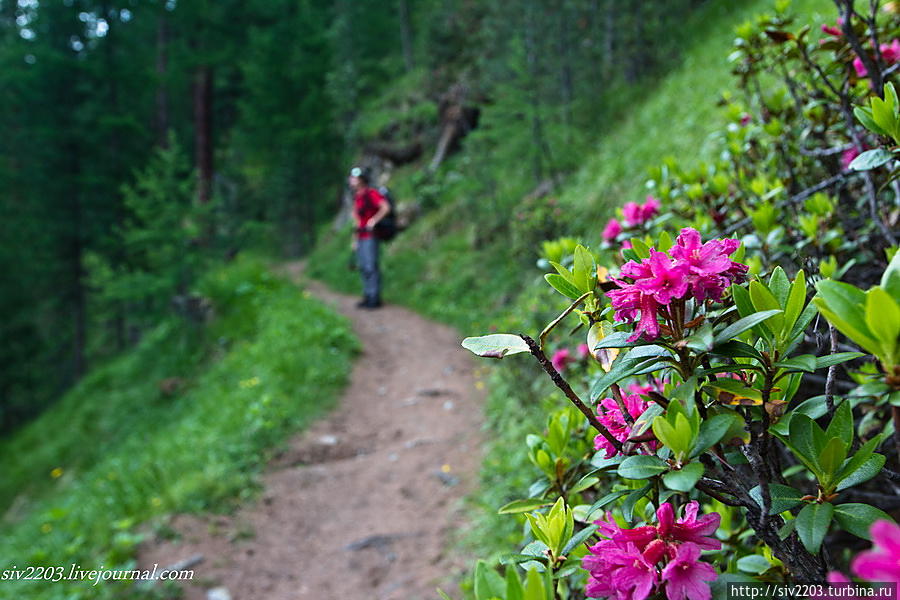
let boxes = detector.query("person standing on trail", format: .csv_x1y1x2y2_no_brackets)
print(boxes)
349,166,390,309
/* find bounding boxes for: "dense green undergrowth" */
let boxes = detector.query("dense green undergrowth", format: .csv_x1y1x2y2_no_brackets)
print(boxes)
0,257,357,600
307,0,834,589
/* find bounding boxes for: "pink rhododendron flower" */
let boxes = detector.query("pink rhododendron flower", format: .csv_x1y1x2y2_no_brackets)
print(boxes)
622,201,644,227
661,543,717,600
635,251,690,304
583,502,720,600
603,218,623,241
593,393,658,458
821,23,843,37
551,348,573,372
627,378,665,397
841,146,860,170
622,196,661,227
853,40,900,77
851,520,900,582
577,343,590,360
642,195,660,220
607,228,747,341
883,39,900,64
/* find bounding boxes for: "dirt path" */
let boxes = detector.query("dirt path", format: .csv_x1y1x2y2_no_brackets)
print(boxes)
139,265,485,600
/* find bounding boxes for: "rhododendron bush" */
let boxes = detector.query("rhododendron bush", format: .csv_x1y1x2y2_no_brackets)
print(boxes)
453,3,900,600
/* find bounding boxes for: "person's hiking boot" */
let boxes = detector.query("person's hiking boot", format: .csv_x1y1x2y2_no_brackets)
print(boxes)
356,296,382,309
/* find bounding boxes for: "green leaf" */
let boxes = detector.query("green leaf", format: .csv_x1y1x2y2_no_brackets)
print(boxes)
732,284,755,318
617,455,668,479
630,238,651,259
817,436,849,482
749,282,785,335
836,453,885,491
785,415,824,475
775,354,817,373
683,323,715,353
498,498,552,515
505,566,524,600
622,483,652,522
833,503,894,540
692,413,742,457
881,249,900,299
795,502,834,554
848,148,895,171
585,489,631,516
737,554,772,575
545,273,583,300
662,462,704,492
462,334,530,359
855,106,889,137
593,330,646,349
474,560,506,600
783,270,807,334
814,280,880,354
749,483,805,515
866,287,900,359
834,436,879,485
550,261,576,283
709,340,764,361
570,475,600,495
815,352,864,369
523,568,546,600
824,400,854,446
714,309,784,345
769,267,791,306
573,245,594,293
561,524,599,555
702,378,764,405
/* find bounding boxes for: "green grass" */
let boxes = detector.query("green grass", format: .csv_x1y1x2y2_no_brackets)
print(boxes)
308,0,836,587
0,256,358,600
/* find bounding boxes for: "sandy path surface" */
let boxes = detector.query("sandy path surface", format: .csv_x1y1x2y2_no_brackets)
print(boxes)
139,265,484,600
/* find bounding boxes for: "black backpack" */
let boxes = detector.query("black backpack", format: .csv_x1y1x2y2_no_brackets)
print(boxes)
369,186,399,241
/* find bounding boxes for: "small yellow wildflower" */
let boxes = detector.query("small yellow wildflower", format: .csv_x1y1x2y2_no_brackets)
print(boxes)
50,468,63,479
239,376,261,389
441,464,452,473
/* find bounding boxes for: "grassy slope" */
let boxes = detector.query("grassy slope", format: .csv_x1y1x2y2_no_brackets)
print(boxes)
309,0,834,574
0,257,358,600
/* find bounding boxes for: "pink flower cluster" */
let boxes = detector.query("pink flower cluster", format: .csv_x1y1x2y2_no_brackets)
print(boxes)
603,197,660,243
550,344,591,372
829,520,900,585
606,228,748,341
583,501,720,600
594,393,658,458
623,196,660,227
853,39,900,77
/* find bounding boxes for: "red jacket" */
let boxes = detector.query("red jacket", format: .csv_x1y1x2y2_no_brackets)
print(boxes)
354,187,387,240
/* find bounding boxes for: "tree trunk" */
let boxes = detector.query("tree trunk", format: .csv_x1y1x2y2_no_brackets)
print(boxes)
398,0,414,72
69,149,86,379
155,12,170,147
193,65,213,204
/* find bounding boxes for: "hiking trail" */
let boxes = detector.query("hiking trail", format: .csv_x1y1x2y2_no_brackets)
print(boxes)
139,263,485,600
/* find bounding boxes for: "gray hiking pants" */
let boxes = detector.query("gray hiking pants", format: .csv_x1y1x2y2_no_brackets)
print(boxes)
356,237,381,300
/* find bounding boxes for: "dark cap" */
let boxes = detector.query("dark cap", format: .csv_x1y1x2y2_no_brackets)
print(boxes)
349,166,370,182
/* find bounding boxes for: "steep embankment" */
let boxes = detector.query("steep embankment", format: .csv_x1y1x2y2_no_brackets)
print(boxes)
138,264,485,600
